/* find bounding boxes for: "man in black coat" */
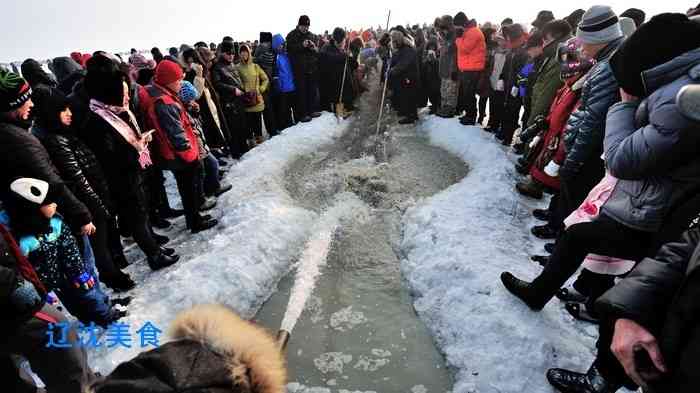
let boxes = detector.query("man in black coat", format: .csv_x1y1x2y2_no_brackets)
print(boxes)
389,26,420,124
286,15,322,123
318,28,357,114
0,69,95,236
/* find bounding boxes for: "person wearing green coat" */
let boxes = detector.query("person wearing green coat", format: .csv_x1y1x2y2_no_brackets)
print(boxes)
236,45,270,146
526,20,572,128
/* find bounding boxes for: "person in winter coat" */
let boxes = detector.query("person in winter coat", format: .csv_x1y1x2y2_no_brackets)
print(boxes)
454,12,486,126
179,81,232,198
495,23,529,145
434,15,460,118
524,20,572,132
3,178,126,327
272,34,297,130
389,26,420,124
49,56,85,96
286,15,321,123
36,89,134,291
476,25,497,125
141,60,219,233
237,45,270,146
0,69,96,238
255,32,279,137
0,223,95,393
81,55,179,270
86,304,286,393
501,13,700,334
484,31,509,132
319,28,357,116
422,38,442,114
530,6,625,241
211,41,250,158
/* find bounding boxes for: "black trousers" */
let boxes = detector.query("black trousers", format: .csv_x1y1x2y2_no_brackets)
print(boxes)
245,111,263,138
274,91,296,130
553,158,605,232
500,95,521,144
530,215,652,305
146,167,171,219
0,304,94,393
487,90,505,129
295,72,318,119
261,91,278,137
478,94,488,122
221,104,250,159
115,173,160,258
459,71,481,123
172,161,204,229
90,210,121,278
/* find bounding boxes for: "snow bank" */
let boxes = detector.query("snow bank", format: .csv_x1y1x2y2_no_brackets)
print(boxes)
401,116,600,393
89,114,348,373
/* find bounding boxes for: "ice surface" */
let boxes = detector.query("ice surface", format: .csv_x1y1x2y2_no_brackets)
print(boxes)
329,305,368,332
89,114,349,373
401,116,605,393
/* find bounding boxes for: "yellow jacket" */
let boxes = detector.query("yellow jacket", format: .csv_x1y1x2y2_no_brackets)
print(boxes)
236,58,269,113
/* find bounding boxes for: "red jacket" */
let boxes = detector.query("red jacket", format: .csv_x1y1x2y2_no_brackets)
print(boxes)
139,84,199,166
531,78,583,189
456,26,486,72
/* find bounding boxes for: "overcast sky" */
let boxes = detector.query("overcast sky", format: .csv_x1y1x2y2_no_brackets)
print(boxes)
1,0,688,63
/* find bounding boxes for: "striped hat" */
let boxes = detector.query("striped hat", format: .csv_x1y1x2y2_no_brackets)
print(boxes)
576,5,623,44
0,69,32,113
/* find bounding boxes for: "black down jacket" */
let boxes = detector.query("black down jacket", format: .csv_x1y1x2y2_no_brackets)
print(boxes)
597,219,700,393
0,120,92,228
40,128,113,220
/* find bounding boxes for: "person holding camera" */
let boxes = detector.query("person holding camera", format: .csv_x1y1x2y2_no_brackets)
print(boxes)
286,15,322,123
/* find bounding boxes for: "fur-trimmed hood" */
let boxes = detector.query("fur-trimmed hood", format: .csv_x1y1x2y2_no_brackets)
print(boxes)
86,304,287,393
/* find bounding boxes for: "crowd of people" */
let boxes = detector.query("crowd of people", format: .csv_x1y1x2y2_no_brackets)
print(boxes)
2,4,700,393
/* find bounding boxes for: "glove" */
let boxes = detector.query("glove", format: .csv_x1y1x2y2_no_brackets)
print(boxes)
72,271,96,291
496,80,504,91
529,135,541,148
10,278,43,315
511,86,519,98
544,161,561,177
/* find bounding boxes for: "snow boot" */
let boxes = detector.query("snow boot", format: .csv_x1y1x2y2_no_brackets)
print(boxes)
533,208,550,222
151,216,172,230
148,251,180,270
213,184,233,197
531,224,559,240
500,272,547,310
160,246,176,256
547,365,620,393
516,177,544,199
515,157,530,175
102,271,136,292
191,217,218,234
544,242,556,254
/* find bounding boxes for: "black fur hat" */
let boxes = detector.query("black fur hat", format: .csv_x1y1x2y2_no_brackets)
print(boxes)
85,55,125,106
332,27,346,43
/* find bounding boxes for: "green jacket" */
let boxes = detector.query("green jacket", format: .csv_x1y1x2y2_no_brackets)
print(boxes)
527,37,568,126
236,59,269,113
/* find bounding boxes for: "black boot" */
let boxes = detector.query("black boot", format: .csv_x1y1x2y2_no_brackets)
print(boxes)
500,272,548,310
152,233,170,246
101,271,136,292
515,157,530,175
160,246,176,256
151,216,172,230
532,224,559,240
547,365,620,393
113,254,130,269
530,255,549,267
516,178,544,199
191,217,219,234
200,197,217,212
148,252,180,270
544,242,556,254
533,208,550,221
161,208,185,219
111,296,133,307
213,184,233,197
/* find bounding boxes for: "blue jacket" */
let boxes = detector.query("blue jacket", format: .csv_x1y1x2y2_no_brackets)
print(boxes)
272,34,296,93
562,37,623,177
602,48,700,232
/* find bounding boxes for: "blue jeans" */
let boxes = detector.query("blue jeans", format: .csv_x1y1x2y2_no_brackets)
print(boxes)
57,235,113,327
202,153,221,196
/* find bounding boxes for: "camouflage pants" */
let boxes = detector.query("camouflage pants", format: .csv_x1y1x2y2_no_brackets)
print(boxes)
438,78,459,117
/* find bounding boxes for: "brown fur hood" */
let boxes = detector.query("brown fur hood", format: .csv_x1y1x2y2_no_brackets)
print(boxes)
169,304,287,393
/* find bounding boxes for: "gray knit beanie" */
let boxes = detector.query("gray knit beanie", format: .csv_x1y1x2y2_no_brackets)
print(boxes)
576,5,623,44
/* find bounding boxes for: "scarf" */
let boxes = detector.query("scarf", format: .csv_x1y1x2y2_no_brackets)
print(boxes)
89,99,152,168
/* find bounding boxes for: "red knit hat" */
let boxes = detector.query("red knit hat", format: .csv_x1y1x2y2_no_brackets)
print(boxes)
155,60,184,86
